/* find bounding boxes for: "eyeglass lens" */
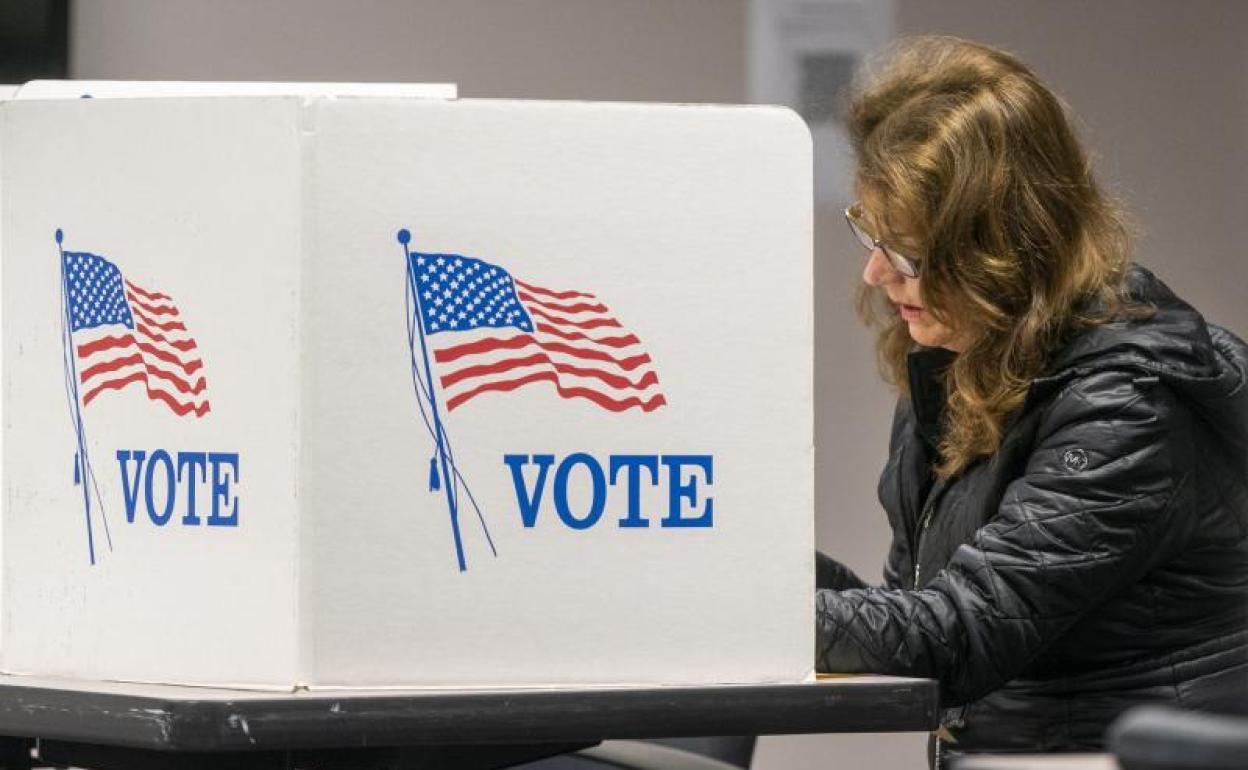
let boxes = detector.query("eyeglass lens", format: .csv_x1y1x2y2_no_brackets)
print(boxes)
846,209,918,278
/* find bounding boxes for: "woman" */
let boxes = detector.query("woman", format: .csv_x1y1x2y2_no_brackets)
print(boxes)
815,36,1248,766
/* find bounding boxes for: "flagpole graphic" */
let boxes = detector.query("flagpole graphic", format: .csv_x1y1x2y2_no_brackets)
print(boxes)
57,229,107,565
399,228,469,572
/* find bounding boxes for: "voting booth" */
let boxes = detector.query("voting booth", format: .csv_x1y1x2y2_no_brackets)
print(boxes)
0,86,813,690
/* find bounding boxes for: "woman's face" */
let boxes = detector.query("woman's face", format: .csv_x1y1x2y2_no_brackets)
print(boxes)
861,240,962,352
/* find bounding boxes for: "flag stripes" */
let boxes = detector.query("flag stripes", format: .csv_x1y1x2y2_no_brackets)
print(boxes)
64,250,210,418
409,251,666,413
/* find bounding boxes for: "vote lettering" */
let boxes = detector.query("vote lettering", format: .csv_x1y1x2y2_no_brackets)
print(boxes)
503,453,714,529
116,450,241,527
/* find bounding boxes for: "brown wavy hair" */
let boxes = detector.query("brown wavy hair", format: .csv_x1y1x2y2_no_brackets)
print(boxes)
849,36,1139,478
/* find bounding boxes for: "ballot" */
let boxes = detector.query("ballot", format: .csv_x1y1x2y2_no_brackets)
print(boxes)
0,86,813,690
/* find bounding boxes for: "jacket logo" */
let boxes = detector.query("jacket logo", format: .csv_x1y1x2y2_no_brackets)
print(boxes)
1062,448,1089,471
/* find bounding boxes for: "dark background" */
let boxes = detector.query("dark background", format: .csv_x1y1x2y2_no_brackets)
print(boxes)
0,0,68,83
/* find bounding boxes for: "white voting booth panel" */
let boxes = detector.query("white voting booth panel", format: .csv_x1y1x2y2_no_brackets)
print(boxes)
0,82,460,676
1,94,813,690
13,80,458,100
0,86,15,653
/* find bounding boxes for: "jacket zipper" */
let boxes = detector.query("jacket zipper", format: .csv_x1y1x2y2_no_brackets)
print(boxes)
912,479,946,587
913,499,933,581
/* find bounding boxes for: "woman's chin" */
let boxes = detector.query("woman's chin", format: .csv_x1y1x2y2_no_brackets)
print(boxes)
905,320,958,351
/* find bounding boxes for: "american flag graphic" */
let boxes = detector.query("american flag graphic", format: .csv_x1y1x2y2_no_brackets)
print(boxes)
409,250,666,413
63,250,210,418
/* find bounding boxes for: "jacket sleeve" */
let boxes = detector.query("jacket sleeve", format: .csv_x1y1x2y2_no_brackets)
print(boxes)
816,551,870,590
815,370,1201,705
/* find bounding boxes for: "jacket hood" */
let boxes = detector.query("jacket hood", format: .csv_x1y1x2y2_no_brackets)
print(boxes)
1034,265,1248,450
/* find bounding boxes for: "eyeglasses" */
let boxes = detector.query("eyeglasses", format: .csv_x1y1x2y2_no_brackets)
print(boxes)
844,203,921,279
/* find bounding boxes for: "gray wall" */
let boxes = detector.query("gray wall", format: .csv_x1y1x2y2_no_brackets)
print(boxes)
70,2,1248,768
71,0,744,103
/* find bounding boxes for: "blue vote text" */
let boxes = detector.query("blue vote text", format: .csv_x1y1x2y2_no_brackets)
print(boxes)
503,453,713,530
116,450,241,527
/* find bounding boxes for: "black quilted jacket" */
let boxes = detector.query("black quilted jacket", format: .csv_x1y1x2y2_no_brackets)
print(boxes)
815,266,1248,762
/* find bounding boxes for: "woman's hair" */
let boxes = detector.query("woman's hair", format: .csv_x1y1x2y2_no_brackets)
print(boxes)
849,36,1139,478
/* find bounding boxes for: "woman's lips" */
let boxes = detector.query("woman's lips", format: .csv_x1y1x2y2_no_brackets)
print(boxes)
897,303,924,321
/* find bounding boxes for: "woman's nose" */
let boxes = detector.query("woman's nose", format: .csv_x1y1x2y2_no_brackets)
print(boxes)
862,246,901,287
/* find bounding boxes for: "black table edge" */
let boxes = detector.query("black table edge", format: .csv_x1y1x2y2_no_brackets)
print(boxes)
0,678,938,752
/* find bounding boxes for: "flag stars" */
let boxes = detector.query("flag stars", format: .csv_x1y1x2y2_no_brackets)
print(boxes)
409,251,538,336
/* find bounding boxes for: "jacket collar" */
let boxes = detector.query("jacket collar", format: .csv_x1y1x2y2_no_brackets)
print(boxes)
907,347,956,448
